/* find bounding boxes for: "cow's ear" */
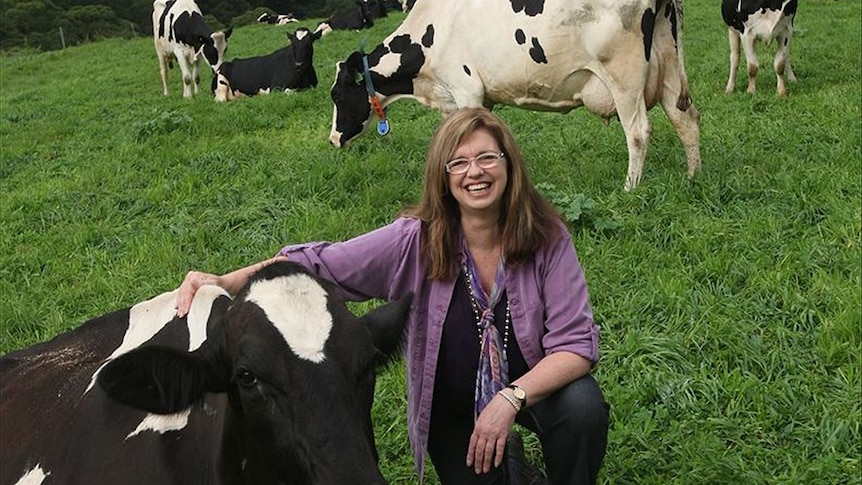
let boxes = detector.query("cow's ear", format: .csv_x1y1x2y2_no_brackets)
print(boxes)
345,51,365,81
361,292,413,362
223,26,233,39
312,28,323,41
98,345,228,414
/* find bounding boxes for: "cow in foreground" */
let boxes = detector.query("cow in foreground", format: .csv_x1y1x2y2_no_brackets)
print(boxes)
213,27,322,102
315,0,375,37
722,0,798,96
1,261,412,485
327,0,701,191
153,0,232,98
257,12,298,25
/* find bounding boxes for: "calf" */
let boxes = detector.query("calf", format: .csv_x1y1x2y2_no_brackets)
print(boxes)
327,0,701,191
722,0,798,96
213,27,321,102
1,261,412,485
315,0,375,37
257,12,298,25
153,0,232,98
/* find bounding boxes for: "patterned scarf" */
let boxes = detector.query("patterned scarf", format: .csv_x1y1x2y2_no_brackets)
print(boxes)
463,248,509,420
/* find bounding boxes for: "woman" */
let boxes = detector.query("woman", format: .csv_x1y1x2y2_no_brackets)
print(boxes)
176,107,609,484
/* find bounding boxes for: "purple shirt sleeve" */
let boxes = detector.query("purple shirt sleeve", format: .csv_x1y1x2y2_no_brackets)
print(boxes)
274,217,421,302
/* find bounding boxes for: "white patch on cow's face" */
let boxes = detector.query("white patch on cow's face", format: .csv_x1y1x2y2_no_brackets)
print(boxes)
126,409,191,439
295,29,309,41
246,274,332,363
84,285,228,394
14,465,49,485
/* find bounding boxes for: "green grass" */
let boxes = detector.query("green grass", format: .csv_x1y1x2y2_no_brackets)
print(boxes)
1,0,860,483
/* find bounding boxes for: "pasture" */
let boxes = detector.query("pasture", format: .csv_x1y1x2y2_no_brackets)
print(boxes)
1,0,859,482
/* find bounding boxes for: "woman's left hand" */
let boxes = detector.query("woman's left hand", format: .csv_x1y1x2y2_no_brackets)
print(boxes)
466,394,517,474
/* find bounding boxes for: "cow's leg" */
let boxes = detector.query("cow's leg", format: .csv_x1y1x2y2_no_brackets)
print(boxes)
741,34,759,95
774,30,794,97
157,53,170,96
586,61,652,191
661,84,701,180
725,28,741,94
174,50,194,98
620,99,652,191
192,59,201,96
595,79,651,191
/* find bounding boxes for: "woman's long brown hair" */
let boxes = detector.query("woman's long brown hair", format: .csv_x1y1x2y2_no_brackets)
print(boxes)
403,107,563,281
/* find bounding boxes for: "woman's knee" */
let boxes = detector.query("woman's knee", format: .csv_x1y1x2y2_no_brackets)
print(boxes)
525,375,609,434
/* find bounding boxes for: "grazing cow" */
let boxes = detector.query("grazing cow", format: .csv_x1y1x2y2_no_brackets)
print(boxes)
213,27,322,102
153,0,232,98
722,0,797,96
315,0,375,37
257,12,298,25
327,0,701,191
1,261,413,485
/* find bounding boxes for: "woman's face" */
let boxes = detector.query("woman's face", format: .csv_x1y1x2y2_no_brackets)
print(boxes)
446,128,508,219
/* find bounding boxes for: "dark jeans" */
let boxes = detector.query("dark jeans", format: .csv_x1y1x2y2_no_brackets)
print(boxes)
428,375,609,485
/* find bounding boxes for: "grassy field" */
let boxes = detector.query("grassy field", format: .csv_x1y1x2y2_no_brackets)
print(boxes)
1,0,860,483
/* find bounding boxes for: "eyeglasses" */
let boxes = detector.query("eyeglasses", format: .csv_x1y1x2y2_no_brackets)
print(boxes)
444,152,505,174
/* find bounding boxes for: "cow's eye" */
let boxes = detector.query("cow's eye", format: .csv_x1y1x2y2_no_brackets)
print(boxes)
236,369,258,388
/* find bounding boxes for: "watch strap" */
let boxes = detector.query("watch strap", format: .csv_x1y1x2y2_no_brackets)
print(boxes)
497,389,521,411
507,384,527,408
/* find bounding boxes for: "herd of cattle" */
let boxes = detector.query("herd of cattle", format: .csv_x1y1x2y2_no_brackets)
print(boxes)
1,0,800,484
148,0,798,191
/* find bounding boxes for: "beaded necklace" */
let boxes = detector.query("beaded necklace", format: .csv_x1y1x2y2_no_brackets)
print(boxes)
463,264,511,352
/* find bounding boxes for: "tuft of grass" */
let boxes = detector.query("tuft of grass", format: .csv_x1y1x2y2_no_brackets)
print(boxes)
1,1,860,483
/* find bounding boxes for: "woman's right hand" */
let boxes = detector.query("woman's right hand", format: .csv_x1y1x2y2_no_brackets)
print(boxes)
175,270,220,318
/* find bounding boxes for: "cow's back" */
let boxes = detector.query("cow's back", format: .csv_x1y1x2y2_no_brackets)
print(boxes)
1,288,231,485
397,0,680,112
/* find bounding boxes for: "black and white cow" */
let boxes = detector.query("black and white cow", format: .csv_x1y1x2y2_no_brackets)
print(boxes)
257,12,298,25
153,0,232,98
1,261,412,485
212,27,322,102
722,0,797,96
327,0,701,191
314,0,376,37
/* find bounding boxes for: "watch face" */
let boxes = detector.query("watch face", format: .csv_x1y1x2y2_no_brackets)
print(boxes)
512,387,526,401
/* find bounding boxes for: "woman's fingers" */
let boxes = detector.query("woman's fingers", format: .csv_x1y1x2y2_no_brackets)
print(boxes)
175,271,209,317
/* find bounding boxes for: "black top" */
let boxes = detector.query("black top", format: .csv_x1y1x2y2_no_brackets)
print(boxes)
432,272,529,418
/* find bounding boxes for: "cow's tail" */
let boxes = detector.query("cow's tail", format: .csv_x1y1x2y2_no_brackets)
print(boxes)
669,0,692,111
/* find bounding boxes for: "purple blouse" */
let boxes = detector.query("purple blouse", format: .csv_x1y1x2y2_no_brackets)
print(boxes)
277,216,598,476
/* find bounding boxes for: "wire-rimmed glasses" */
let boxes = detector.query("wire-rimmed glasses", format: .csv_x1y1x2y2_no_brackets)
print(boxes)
444,152,505,174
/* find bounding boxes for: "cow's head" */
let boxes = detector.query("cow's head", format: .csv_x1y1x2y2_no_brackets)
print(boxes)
329,30,430,147
198,27,233,71
99,261,412,485
290,27,322,69
329,51,373,147
357,0,376,27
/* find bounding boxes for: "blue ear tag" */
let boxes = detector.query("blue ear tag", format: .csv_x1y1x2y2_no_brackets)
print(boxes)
377,119,390,136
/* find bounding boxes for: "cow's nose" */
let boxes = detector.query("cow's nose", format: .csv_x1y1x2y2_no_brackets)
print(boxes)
329,132,344,148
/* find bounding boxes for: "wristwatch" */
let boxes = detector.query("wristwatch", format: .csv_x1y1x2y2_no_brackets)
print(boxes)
507,384,527,409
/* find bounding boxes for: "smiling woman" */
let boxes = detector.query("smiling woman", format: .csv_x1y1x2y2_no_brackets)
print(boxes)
174,107,610,484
